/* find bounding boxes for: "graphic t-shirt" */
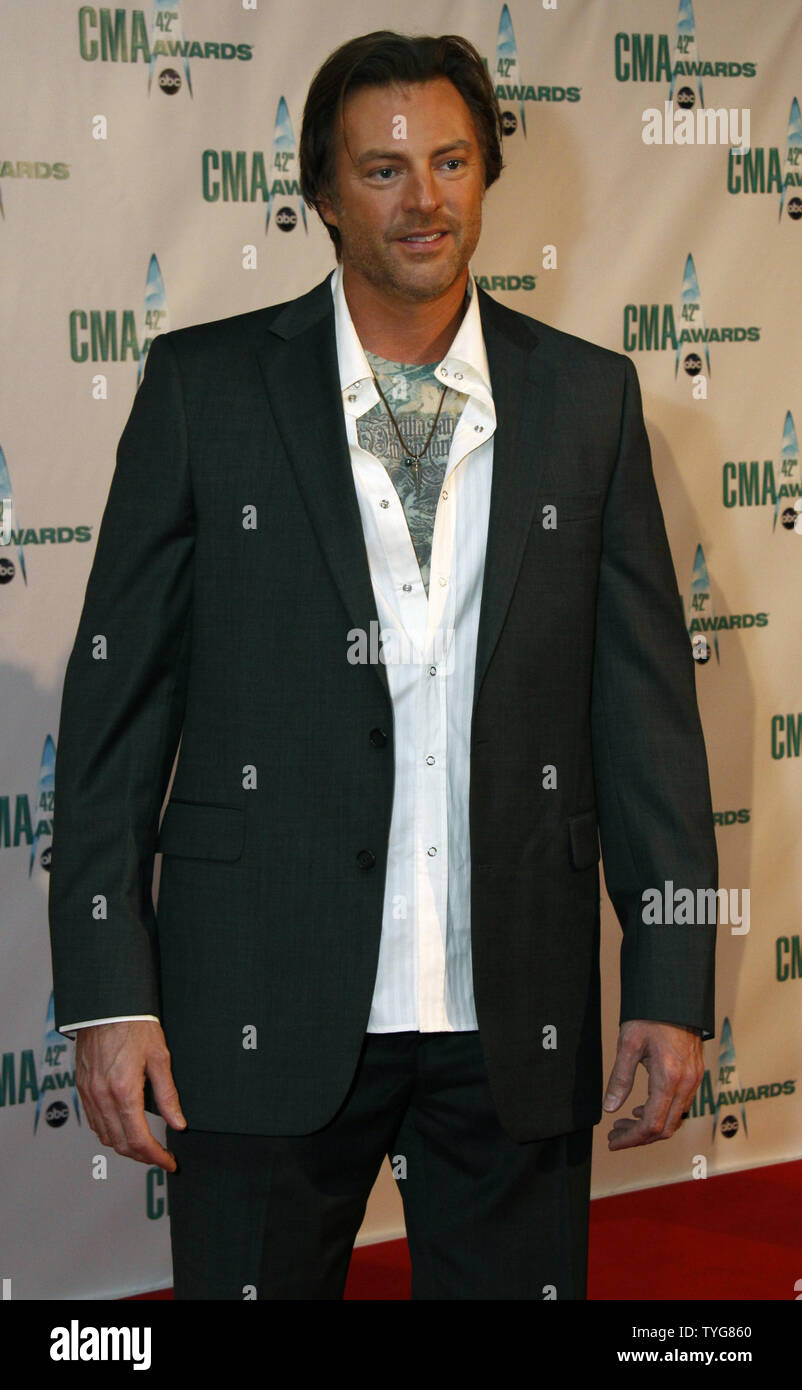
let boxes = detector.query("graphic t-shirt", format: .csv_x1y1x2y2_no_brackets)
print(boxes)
357,351,468,596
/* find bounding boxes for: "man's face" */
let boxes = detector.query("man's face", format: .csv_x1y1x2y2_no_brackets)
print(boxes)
317,77,485,303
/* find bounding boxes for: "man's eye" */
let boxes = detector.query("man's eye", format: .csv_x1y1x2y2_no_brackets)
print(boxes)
370,167,397,180
442,159,464,171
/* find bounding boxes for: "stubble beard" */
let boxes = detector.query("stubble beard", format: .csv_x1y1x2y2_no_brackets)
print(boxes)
340,214,481,305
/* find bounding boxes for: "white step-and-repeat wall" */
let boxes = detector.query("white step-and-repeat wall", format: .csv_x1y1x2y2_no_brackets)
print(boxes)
2,0,800,1298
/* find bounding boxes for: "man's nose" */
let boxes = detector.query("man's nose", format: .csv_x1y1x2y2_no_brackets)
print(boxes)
403,165,440,213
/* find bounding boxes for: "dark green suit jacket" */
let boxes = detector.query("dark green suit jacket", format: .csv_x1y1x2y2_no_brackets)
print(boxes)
48,274,717,1142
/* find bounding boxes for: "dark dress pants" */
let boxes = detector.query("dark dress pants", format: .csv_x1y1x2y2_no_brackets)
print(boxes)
165,1030,593,1300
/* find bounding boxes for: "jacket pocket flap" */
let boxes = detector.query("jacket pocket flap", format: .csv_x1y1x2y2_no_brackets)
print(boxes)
157,799,245,862
568,809,600,870
538,490,603,522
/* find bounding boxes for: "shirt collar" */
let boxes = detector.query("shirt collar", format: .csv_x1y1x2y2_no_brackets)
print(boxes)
329,259,493,416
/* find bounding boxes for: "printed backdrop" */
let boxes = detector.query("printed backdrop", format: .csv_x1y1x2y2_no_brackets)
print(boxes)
1,0,800,1299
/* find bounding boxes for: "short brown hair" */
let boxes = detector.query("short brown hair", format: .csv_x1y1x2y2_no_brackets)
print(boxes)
299,31,504,260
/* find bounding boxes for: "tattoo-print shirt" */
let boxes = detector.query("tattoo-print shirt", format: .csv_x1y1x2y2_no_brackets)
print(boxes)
357,350,469,596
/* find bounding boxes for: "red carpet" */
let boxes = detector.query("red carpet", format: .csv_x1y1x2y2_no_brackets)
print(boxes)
127,1157,801,1300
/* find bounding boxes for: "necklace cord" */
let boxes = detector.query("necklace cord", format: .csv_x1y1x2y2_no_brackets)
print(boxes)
371,371,448,494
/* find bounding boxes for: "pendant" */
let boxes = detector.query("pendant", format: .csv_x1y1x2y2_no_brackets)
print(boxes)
405,456,421,495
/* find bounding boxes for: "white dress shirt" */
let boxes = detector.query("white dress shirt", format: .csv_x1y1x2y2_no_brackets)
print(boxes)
59,261,496,1038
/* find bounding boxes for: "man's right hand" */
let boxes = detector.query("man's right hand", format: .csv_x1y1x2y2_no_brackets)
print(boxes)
75,1020,187,1172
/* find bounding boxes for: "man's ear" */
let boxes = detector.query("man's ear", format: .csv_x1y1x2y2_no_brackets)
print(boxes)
316,189,338,229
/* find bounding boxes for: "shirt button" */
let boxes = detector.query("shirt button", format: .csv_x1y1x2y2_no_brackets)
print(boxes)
439,367,448,377
427,846,437,856
402,582,412,592
441,490,448,500
425,755,435,765
380,499,390,508
474,424,484,432
428,666,437,676
454,371,463,380
347,393,357,403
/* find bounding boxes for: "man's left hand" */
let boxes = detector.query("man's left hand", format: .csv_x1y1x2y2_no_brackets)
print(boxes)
603,1019,704,1150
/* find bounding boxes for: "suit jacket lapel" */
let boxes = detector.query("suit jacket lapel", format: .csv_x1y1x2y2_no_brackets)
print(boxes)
472,286,557,717
253,274,557,714
254,277,392,702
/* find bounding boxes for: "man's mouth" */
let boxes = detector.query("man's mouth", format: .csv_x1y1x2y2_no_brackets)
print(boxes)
399,230,449,243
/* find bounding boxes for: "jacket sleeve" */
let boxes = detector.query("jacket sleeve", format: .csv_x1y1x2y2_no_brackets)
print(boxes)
590,355,717,1039
48,333,195,1034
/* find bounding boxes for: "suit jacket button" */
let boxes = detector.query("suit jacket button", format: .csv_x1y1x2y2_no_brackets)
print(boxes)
356,849,376,870
369,728,388,747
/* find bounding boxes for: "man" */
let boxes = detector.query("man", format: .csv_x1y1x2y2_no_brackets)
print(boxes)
48,31,717,1300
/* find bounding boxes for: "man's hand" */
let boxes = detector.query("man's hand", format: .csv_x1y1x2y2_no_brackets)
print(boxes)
75,1020,186,1171
603,1019,704,1150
